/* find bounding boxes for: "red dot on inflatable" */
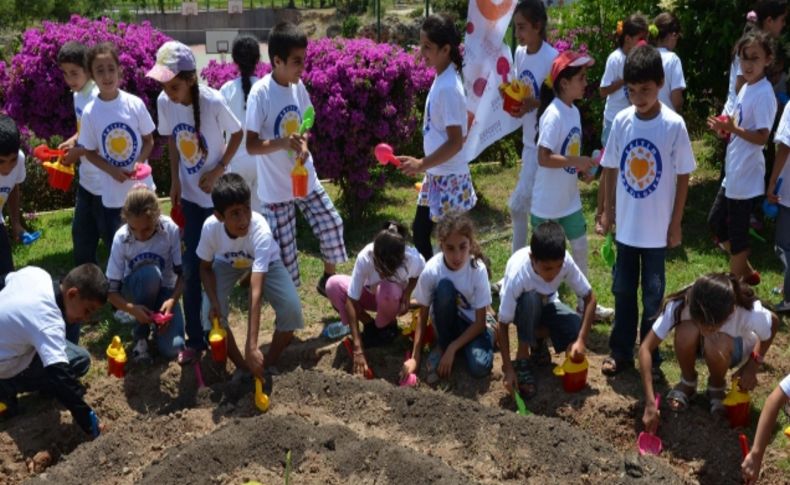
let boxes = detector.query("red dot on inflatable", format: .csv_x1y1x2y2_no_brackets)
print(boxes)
473,78,487,97
466,22,474,34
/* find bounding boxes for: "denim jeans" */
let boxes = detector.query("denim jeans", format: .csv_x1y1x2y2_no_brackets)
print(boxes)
432,279,493,377
775,205,790,302
103,206,123,253
609,242,666,363
122,265,185,358
73,185,108,266
181,198,214,351
512,291,581,353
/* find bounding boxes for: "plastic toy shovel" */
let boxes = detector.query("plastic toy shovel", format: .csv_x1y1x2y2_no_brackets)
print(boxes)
399,350,418,387
299,106,315,135
374,143,400,167
255,377,270,412
21,231,41,245
637,394,663,456
763,177,783,219
513,389,531,416
131,163,151,181
601,232,615,267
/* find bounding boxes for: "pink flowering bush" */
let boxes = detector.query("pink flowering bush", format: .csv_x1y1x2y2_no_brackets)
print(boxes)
200,60,272,88
201,38,433,216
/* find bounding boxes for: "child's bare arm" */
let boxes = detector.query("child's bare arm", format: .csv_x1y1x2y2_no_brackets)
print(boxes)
135,133,154,166
742,385,788,483
768,143,790,201
199,259,221,319
571,291,596,358
7,184,22,241
83,150,129,182
398,126,464,176
668,173,690,247
599,78,624,97
245,271,267,379
537,146,595,171
245,130,290,155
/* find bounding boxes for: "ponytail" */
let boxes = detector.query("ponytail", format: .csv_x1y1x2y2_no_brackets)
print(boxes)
177,70,207,155
231,34,261,110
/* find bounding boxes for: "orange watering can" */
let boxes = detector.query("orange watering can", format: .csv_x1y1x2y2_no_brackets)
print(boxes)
34,144,75,191
33,144,65,162
106,335,127,378
208,317,227,363
723,378,751,428
255,377,270,412
553,354,589,393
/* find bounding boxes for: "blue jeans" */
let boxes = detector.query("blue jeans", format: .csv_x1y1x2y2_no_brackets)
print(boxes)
181,198,214,350
513,291,580,353
103,206,122,253
775,205,790,302
122,265,185,358
609,242,665,363
432,279,493,377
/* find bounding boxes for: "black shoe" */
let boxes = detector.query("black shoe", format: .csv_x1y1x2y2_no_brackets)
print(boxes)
316,272,331,297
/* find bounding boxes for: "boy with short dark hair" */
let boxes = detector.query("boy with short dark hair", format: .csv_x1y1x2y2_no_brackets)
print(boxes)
497,221,596,399
598,44,696,375
0,114,25,276
245,21,348,297
197,173,303,379
0,264,108,437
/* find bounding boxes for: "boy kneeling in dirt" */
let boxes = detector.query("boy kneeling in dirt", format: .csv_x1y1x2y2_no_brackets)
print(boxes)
497,221,596,399
197,173,303,380
0,264,107,437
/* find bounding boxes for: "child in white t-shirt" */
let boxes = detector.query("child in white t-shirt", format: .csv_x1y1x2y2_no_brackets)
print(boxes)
768,100,790,311
197,173,303,378
599,45,695,376
707,31,778,284
0,116,25,276
245,23,347,296
78,42,156,251
326,221,425,377
106,187,185,363
147,40,243,363
220,35,262,210
651,13,686,112
741,373,790,483
505,0,558,252
401,212,493,384
57,42,105,268
638,273,777,433
397,15,476,262
497,221,596,399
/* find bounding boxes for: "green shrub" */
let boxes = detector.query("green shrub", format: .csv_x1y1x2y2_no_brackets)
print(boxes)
341,15,361,38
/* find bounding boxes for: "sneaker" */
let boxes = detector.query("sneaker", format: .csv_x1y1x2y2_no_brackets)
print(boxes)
316,272,331,297
774,300,790,313
594,304,615,322
114,309,136,324
132,339,152,364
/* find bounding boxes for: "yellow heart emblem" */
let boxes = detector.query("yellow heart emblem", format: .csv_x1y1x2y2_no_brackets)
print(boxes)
284,119,299,135
109,136,127,155
179,138,197,161
630,157,649,180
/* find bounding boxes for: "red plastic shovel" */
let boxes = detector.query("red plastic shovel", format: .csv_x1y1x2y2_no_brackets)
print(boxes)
638,394,663,455
374,143,400,167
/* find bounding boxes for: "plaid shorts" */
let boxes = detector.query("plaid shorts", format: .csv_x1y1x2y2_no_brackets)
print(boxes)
417,172,477,222
262,185,348,285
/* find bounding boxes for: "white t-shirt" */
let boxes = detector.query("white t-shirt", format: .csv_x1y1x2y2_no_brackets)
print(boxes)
347,243,426,300
652,299,773,342
724,58,742,116
412,253,491,322
423,67,469,176
498,247,591,324
196,211,280,273
0,267,68,379
780,373,790,398
0,150,25,225
601,48,630,122
723,78,777,199
157,86,242,208
657,48,686,112
78,90,156,208
773,102,790,207
601,105,696,248
245,74,322,204
513,42,558,148
106,216,182,288
533,98,583,218
74,80,103,195
220,77,261,177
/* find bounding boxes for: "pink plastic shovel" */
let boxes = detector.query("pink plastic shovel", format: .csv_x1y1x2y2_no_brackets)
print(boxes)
638,394,663,455
194,360,206,389
399,350,418,387
374,143,400,167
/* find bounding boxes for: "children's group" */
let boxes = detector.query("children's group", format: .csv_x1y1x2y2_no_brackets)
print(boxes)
0,1,789,481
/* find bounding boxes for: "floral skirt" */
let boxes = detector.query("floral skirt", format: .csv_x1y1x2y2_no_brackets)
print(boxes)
416,172,477,222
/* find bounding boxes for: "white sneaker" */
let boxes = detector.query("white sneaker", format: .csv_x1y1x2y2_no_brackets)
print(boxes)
774,300,790,313
114,310,136,324
132,339,152,364
594,304,614,322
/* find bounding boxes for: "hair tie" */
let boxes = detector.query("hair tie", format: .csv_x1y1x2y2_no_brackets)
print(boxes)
616,20,624,36
648,24,659,38
747,10,758,22
131,182,149,191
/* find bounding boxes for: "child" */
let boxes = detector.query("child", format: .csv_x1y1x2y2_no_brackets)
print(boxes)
639,273,778,430
507,0,558,253
599,44,695,375
497,221,596,398
245,22,347,296
57,41,104,267
326,221,425,376
196,173,303,378
769,99,790,311
220,34,263,210
147,40,243,364
106,187,186,363
741,374,790,483
724,1,787,116
0,115,25,275
707,31,778,284
651,13,686,113
0,264,107,437
401,212,493,384
78,42,156,253
397,14,476,262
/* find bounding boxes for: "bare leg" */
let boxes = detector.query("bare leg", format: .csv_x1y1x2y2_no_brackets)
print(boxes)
265,330,294,367
225,330,249,372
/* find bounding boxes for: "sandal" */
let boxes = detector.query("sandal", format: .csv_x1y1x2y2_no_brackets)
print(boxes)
707,385,727,417
513,358,538,399
601,356,633,376
177,347,200,366
666,377,697,412
530,339,552,367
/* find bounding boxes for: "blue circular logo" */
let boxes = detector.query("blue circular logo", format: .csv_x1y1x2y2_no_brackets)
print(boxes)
518,69,540,99
274,105,301,139
561,127,582,175
619,138,663,198
101,122,138,168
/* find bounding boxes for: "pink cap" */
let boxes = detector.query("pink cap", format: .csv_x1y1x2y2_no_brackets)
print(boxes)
550,50,595,85
146,41,196,83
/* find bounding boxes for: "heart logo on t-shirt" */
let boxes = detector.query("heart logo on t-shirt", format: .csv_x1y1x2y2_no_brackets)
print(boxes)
620,138,663,198
232,258,252,269
630,157,649,181
109,136,128,157
284,118,299,136
179,138,197,161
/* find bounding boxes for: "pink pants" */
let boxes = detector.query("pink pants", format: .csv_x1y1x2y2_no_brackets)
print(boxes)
325,274,403,328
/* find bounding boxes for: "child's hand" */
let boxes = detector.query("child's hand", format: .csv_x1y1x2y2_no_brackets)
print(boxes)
245,345,265,380
108,165,130,183
11,222,24,243
502,365,517,394
62,147,83,166
169,179,181,207
437,345,456,377
667,222,682,248
352,351,369,377
198,164,224,194
642,398,660,434
767,180,781,203
736,364,759,391
741,451,762,484
707,114,735,134
401,358,418,380
568,340,586,362
597,211,613,235
130,304,152,324
397,156,423,176
287,133,306,154
573,156,596,173
58,139,76,151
